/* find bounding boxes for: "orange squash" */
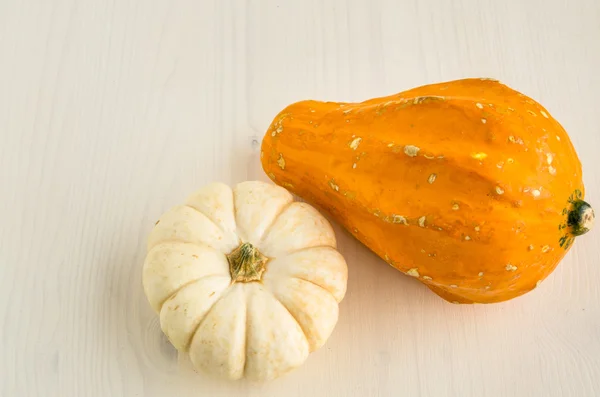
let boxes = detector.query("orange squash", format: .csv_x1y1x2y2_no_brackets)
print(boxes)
260,78,595,304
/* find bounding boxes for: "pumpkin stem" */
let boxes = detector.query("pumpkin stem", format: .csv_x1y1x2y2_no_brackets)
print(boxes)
227,242,268,283
567,200,595,237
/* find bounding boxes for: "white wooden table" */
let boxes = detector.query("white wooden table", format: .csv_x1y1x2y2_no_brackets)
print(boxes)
2,1,599,396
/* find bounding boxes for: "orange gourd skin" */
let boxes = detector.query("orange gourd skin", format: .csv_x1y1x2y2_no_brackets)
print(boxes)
260,78,593,304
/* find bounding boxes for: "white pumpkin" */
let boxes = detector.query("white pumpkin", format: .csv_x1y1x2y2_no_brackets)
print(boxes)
142,180,348,381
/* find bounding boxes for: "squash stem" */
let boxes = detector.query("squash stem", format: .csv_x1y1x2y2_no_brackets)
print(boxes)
568,200,595,237
227,242,268,283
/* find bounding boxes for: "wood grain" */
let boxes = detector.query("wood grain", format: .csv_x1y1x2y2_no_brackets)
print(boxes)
1,0,599,396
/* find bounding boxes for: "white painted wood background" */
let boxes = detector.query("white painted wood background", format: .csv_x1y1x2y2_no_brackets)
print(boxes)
1,1,599,396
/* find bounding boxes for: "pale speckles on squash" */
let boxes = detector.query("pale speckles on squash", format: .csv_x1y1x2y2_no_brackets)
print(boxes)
474,226,480,232
549,165,557,175
495,186,505,195
540,110,549,119
277,154,286,170
528,245,534,251
268,172,276,180
508,136,524,145
343,191,356,200
391,215,408,225
450,284,458,288
484,286,491,290
476,103,484,109
272,126,283,136
395,101,412,111
418,216,426,227
556,135,561,141
452,203,460,211
352,163,357,169
353,228,358,233
422,276,432,280
472,152,487,160
349,137,362,150
387,143,394,148
541,245,552,253
546,153,554,164
532,189,541,198
506,158,514,164
355,151,368,162
428,173,437,184
282,182,294,189
424,154,436,160
527,110,537,117
505,264,518,271
464,235,471,241
406,268,420,277
404,145,420,157
481,118,487,124
536,280,542,287
343,109,352,115
478,272,484,277
412,96,445,105
328,179,340,192
270,113,289,136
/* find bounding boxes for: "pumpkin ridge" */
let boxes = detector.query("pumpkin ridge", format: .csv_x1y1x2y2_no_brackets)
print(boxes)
241,286,250,377
161,275,231,351
265,271,338,303
143,241,230,312
255,200,295,247
260,285,311,350
183,204,240,246
262,246,347,302
321,153,519,228
291,276,336,301
189,284,247,374
148,205,239,253
148,239,226,257
276,243,338,258
158,273,229,314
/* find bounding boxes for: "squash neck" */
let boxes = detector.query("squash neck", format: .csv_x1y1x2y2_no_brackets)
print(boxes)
227,242,268,283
